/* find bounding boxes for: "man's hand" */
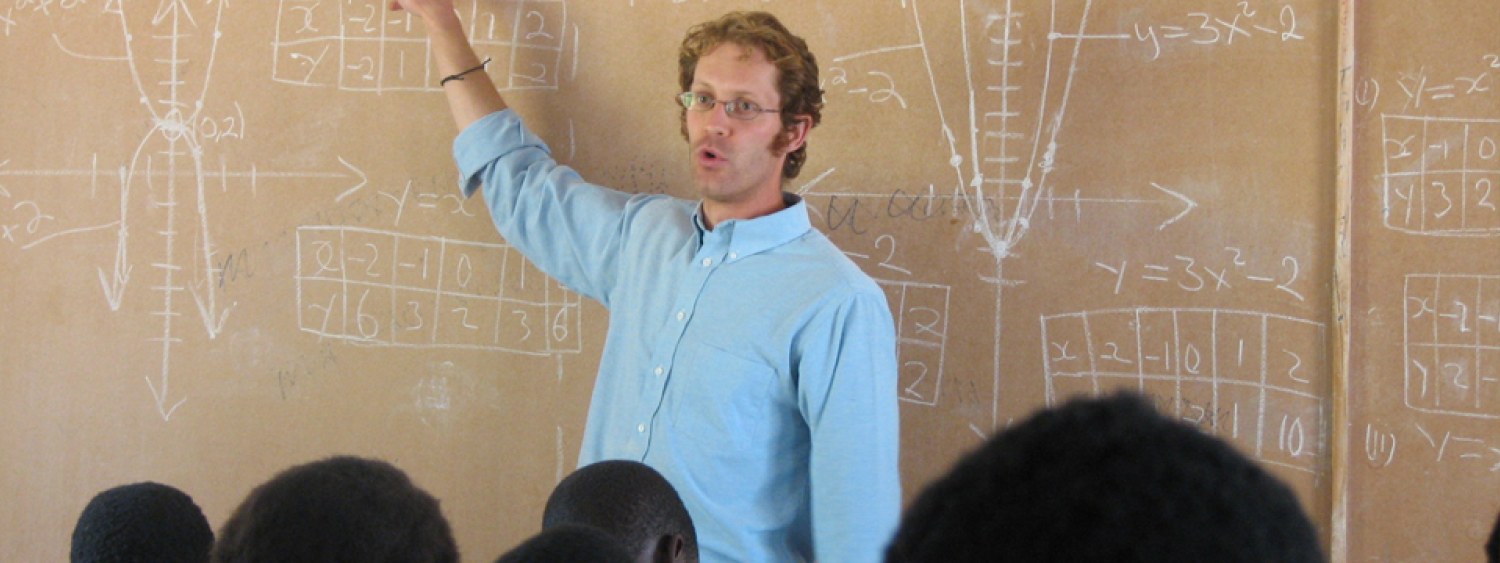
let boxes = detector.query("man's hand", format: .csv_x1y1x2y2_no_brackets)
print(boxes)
387,0,449,15
387,0,460,29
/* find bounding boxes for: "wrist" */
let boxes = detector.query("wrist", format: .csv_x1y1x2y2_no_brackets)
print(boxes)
423,9,464,34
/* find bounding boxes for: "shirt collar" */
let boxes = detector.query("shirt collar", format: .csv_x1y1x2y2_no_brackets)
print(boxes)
692,193,812,258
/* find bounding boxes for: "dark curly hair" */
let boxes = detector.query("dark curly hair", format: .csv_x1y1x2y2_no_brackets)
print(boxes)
71,482,214,563
211,456,458,563
886,392,1325,563
495,524,635,563
678,11,824,180
543,460,697,562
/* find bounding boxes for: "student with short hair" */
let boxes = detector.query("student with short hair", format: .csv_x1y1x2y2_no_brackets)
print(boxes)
885,392,1325,563
211,455,458,563
1487,509,1500,563
543,460,697,563
494,524,636,563
71,481,214,563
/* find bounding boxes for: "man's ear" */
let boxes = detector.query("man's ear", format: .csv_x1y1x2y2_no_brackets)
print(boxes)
782,115,812,153
652,534,688,563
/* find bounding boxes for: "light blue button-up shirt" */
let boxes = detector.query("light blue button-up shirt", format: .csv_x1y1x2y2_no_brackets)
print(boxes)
455,110,900,563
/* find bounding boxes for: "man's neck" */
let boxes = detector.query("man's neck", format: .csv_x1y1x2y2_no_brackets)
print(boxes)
701,189,787,231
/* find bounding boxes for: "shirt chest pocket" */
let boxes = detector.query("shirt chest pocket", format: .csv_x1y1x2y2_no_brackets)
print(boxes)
669,345,783,457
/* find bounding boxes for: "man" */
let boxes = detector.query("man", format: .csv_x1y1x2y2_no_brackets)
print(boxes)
543,460,697,563
884,392,1325,563
211,456,458,563
387,3,901,561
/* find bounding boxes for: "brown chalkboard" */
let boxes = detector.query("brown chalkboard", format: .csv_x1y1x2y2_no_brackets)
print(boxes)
1346,2,1500,561
0,1,1342,560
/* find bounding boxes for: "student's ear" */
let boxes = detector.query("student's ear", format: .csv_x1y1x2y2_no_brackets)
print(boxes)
652,534,687,563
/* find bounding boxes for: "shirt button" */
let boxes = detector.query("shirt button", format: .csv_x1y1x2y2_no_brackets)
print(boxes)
729,252,738,260
676,310,686,321
637,424,646,433
702,257,713,267
654,366,664,376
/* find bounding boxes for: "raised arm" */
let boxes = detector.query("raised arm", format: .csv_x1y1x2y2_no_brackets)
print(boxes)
389,0,507,129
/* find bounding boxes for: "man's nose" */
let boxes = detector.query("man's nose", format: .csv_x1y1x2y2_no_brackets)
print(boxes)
704,103,734,134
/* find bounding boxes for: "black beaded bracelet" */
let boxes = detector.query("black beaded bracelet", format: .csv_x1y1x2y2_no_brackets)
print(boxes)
440,57,492,86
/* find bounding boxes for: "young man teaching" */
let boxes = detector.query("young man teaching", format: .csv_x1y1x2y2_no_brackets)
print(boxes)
387,3,901,561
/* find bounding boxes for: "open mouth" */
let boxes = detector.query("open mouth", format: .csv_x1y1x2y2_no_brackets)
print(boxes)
697,146,728,165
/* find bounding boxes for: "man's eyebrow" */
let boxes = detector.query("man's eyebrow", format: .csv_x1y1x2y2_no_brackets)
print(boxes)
689,79,773,99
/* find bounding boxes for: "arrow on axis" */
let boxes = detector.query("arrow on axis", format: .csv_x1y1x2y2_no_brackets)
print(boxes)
98,166,132,311
333,157,367,202
1149,182,1198,231
146,374,187,421
1016,181,1199,231
151,0,197,27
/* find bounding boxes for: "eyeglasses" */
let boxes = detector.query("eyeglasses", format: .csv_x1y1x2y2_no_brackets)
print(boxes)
678,92,780,121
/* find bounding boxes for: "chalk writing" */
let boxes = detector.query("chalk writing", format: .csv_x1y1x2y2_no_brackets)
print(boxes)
6,0,243,419
822,194,867,235
1403,274,1500,418
1414,423,1500,472
377,178,477,227
0,7,16,36
12,0,91,20
273,341,341,400
296,226,583,355
414,373,452,411
1130,3,1304,61
809,181,1196,232
823,66,909,109
1364,424,1397,468
801,0,1217,430
876,279,952,406
0,0,376,420
807,186,997,231
1042,307,1328,475
1381,115,1500,236
1094,248,1309,301
273,0,568,92
1384,55,1499,112
194,102,248,144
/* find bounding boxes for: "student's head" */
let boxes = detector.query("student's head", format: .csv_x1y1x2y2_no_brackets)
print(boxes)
885,392,1325,563
677,11,822,199
1488,508,1500,563
71,481,214,563
211,455,457,563
494,524,636,563
542,460,697,563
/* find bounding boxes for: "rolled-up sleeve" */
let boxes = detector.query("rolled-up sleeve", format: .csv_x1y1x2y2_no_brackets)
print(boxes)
452,110,640,304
